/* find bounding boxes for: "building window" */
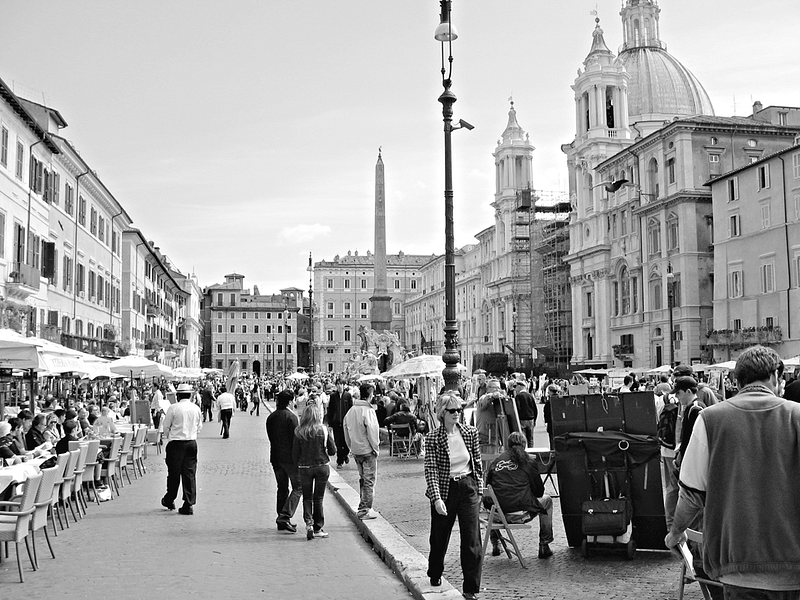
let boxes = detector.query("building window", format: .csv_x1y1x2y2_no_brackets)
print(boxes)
728,267,743,298
393,302,401,315
65,184,74,216
765,316,775,328
277,344,283,355
729,214,741,238
619,266,631,314
217,324,222,333
620,210,627,236
666,215,679,251
411,280,417,290
0,126,7,167
758,164,770,190
217,293,223,305
647,219,661,256
254,325,259,333
326,278,333,289
760,262,775,294
731,318,742,331
360,302,367,311
287,325,292,334
326,330,334,341
230,325,235,333
793,153,800,179
254,344,260,353
242,325,247,333
344,329,351,342
666,157,675,184
760,203,771,229
242,312,246,319
230,293,236,306
727,177,739,202
650,276,662,310
266,325,272,333
585,290,593,318
217,344,222,354
78,196,87,226
15,140,23,179
344,279,350,289
361,279,367,289
229,344,236,354
394,279,400,289
277,325,283,334
241,344,247,354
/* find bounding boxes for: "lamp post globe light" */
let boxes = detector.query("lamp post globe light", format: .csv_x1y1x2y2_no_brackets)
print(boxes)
436,0,470,392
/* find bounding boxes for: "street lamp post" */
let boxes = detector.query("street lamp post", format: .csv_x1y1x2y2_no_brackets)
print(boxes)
435,0,471,392
667,263,675,367
308,252,314,373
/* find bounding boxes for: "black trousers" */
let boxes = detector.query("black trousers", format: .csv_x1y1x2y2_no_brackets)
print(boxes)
273,461,302,523
164,440,198,507
331,423,349,465
220,409,233,438
427,475,482,595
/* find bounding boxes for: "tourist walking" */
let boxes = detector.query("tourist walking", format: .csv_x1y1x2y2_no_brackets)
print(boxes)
217,387,235,439
424,393,483,600
161,383,203,515
200,383,215,423
665,345,800,598
343,382,380,520
326,379,352,468
293,404,336,540
266,389,301,533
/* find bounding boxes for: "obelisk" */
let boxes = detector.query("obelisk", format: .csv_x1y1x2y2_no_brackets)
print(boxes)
370,148,392,334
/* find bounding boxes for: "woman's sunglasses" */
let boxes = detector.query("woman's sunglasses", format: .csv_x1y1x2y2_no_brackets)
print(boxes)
445,408,462,414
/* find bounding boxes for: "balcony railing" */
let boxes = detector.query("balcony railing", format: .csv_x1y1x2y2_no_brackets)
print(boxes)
8,262,40,292
61,333,119,357
706,326,782,349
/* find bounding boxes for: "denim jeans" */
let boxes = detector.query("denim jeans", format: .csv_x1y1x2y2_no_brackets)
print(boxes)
490,493,554,545
353,453,377,515
723,585,800,600
272,461,302,524
299,464,329,532
427,475,482,595
661,454,679,529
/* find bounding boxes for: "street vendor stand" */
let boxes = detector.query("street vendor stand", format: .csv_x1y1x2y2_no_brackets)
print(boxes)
551,391,666,555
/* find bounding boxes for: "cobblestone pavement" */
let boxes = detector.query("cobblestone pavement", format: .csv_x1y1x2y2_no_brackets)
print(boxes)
335,420,706,600
0,411,410,600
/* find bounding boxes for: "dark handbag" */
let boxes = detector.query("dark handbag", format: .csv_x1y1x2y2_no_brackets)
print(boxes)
581,498,630,536
40,455,58,470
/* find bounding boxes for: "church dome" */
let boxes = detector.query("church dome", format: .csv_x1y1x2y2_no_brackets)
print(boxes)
617,47,714,120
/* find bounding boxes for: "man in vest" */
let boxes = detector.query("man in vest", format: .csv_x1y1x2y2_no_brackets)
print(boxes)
666,345,800,597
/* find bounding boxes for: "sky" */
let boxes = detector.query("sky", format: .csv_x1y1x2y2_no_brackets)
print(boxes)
1,1,798,294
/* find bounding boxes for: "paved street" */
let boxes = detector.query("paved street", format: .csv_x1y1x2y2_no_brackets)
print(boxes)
335,418,705,600
0,412,409,600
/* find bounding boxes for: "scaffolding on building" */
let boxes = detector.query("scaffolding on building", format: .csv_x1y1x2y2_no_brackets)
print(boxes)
510,187,534,373
532,192,572,374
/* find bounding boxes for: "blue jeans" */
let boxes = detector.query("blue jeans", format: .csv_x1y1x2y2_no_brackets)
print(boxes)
490,494,554,545
353,453,377,516
427,475,482,595
299,464,329,532
723,586,800,600
272,461,301,524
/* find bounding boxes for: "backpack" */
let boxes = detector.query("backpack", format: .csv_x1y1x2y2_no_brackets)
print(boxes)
657,398,679,449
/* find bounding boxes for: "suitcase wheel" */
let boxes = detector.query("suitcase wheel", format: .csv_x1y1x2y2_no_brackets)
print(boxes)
581,538,589,558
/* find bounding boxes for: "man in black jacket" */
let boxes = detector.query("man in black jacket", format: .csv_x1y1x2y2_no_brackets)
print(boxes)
326,379,352,468
514,381,538,447
266,389,300,533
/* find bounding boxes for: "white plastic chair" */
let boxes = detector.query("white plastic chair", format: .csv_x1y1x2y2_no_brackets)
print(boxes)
0,472,43,582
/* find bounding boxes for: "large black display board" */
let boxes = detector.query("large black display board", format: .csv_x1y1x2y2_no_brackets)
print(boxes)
551,392,667,550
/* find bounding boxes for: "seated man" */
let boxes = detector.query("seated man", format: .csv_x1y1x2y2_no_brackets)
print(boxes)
484,431,554,559
55,420,80,455
0,421,24,463
384,402,419,452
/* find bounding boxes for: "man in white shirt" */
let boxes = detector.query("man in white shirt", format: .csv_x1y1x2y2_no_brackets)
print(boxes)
161,383,202,515
216,387,236,439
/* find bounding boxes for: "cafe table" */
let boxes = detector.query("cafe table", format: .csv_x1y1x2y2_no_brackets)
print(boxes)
0,456,48,497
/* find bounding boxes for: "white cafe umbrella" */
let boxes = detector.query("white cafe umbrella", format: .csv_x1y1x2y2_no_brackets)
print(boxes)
109,355,173,379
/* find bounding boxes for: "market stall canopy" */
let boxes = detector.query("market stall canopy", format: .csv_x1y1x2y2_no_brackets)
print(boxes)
383,354,466,380
709,360,736,370
573,368,609,376
646,365,673,374
783,356,800,367
357,373,384,382
287,372,309,381
172,367,204,380
0,328,90,375
109,355,174,379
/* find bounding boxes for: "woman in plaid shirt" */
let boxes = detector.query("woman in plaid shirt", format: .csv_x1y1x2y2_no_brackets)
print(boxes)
424,393,484,600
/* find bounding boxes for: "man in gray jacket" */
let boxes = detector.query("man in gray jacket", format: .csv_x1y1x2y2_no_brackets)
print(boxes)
343,383,380,520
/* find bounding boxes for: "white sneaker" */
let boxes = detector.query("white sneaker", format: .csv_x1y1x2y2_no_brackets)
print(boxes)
313,529,329,538
359,509,379,520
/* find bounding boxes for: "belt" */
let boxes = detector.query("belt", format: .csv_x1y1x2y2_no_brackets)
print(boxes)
450,472,472,482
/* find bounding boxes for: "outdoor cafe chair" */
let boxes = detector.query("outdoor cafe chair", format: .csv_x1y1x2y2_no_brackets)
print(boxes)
68,443,89,518
82,439,101,505
49,453,70,532
58,449,81,525
100,437,123,498
130,426,148,478
0,471,42,582
145,428,162,458
117,430,134,487
29,466,60,570
389,424,417,458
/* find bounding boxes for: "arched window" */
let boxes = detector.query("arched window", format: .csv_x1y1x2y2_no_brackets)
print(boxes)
649,273,663,311
647,158,659,199
647,218,662,256
620,266,631,314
